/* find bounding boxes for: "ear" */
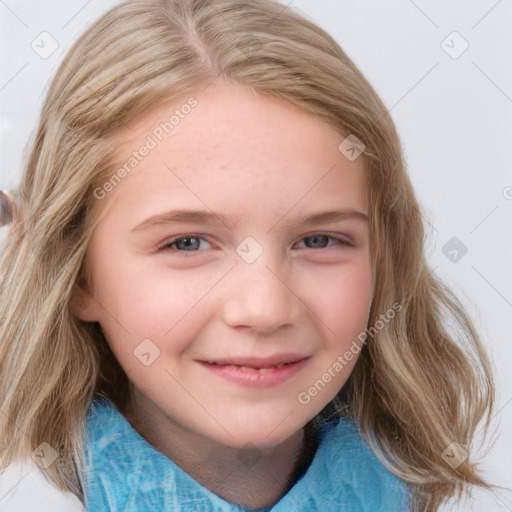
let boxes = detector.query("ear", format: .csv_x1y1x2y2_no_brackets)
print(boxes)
70,283,100,322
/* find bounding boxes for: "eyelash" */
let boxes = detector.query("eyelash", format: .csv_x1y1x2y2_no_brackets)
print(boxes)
156,233,353,255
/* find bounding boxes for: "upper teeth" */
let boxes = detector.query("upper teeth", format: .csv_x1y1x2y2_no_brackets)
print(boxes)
206,361,290,370
214,362,288,369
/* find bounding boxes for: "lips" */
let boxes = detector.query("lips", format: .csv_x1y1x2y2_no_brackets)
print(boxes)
197,354,310,388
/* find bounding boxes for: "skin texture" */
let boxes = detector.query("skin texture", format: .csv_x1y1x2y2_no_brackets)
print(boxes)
74,81,372,508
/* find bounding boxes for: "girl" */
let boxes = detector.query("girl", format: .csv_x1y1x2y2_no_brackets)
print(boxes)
0,0,496,510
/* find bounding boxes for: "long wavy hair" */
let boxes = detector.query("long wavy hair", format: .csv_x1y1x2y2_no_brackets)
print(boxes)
0,1,495,510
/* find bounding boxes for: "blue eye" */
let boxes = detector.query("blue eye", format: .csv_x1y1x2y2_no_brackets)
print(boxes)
296,234,350,249
158,236,211,254
157,233,352,256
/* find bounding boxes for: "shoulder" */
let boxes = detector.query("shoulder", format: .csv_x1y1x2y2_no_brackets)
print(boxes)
0,460,84,512
307,417,412,510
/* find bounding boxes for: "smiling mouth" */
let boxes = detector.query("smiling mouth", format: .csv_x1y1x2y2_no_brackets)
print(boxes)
197,356,310,388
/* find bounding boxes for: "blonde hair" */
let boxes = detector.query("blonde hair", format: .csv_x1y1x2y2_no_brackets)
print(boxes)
0,0,495,509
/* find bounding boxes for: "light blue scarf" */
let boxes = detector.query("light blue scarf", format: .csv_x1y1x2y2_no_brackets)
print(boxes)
83,395,411,511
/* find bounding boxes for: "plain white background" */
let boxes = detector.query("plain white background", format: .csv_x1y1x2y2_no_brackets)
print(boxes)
1,1,511,510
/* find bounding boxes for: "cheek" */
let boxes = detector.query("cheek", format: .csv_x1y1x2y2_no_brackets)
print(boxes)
308,260,372,347
98,265,211,353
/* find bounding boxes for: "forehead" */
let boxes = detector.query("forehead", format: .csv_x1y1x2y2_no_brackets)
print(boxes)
97,81,367,223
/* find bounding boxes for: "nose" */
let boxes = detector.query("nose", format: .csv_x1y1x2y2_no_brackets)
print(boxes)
222,252,301,334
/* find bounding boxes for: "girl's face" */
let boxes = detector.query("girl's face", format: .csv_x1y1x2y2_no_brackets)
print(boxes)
76,82,372,449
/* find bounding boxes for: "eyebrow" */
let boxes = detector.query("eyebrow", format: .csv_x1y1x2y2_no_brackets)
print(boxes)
131,208,368,233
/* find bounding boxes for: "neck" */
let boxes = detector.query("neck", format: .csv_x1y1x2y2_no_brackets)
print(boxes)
122,394,317,509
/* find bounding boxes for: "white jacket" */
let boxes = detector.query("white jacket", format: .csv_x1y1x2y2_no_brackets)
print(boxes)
0,460,83,512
